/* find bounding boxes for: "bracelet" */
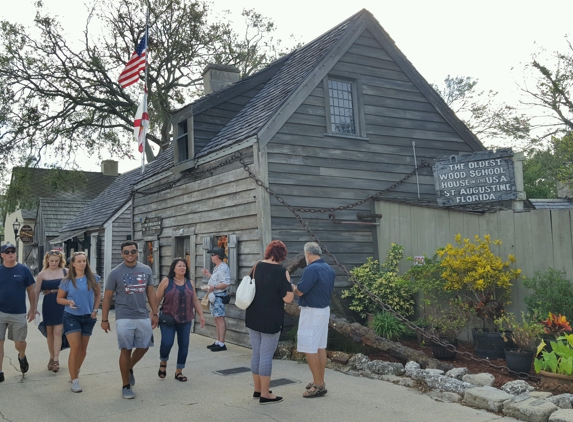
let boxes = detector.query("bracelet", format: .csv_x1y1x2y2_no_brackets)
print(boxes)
152,313,158,317
102,320,109,322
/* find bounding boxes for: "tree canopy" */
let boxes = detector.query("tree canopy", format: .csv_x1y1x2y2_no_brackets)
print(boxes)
0,0,292,173
432,75,531,147
522,40,573,139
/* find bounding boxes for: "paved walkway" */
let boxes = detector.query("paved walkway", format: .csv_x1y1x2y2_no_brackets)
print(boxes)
0,310,518,422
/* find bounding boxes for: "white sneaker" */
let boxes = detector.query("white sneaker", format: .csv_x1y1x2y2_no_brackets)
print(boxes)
71,379,82,393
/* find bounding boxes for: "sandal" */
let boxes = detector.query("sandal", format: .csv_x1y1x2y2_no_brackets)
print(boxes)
303,384,327,398
174,372,188,382
158,364,167,379
52,361,59,373
48,359,54,371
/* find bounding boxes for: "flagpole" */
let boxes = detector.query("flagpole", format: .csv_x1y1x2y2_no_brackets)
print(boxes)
141,11,149,174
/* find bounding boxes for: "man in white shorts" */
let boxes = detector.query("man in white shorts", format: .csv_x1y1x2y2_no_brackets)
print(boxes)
101,241,159,399
292,242,335,398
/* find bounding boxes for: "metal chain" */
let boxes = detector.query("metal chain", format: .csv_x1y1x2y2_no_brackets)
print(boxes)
239,156,539,383
292,160,432,213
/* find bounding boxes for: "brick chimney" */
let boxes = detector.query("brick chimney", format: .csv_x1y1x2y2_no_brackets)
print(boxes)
101,160,118,176
202,64,240,95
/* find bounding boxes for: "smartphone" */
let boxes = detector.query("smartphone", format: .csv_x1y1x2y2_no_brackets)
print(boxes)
70,304,79,310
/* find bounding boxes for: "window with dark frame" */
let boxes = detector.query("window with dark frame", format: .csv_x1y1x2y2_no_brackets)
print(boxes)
177,120,189,162
328,79,356,135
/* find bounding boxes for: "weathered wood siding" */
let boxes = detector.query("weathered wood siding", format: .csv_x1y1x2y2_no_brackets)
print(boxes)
194,83,267,153
132,150,259,347
376,201,573,315
266,30,480,295
111,207,132,269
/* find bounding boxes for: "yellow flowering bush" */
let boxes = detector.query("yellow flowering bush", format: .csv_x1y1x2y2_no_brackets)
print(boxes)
437,234,523,330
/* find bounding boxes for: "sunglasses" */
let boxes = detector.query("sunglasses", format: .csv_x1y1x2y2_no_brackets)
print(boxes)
122,249,138,255
3,249,16,254
48,250,62,256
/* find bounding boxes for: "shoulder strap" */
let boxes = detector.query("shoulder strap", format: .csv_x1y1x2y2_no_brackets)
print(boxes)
249,261,261,278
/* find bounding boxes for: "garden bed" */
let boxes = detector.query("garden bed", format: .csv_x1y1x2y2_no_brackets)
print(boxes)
367,338,536,389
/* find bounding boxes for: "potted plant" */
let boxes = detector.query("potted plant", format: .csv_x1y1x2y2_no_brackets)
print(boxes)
539,313,572,352
426,301,470,360
342,244,414,321
437,234,523,359
535,333,573,394
495,312,544,373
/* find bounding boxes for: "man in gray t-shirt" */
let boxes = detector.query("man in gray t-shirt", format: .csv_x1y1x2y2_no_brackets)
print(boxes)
101,241,159,400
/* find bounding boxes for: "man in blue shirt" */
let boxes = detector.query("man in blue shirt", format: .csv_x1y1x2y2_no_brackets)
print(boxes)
292,242,335,398
0,243,36,382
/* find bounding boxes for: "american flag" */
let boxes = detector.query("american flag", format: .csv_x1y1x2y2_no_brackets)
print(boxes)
118,33,147,89
133,88,149,153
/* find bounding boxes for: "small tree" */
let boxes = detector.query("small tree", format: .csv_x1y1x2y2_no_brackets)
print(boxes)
342,244,414,319
437,234,522,331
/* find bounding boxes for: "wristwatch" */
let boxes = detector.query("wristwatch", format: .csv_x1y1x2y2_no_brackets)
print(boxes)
92,309,99,314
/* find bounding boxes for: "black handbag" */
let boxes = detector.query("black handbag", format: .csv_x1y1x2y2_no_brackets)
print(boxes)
216,292,231,304
158,312,175,326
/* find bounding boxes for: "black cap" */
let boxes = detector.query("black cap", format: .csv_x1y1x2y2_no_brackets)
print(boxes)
207,247,227,259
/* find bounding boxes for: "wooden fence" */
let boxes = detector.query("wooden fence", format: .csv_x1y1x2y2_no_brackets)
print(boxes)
375,200,573,314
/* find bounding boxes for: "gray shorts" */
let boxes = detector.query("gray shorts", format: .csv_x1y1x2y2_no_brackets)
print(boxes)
0,311,27,342
116,318,154,350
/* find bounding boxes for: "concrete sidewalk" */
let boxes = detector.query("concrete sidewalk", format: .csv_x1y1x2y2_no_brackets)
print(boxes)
0,310,518,422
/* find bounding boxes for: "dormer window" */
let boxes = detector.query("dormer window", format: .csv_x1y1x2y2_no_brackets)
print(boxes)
177,120,189,162
172,110,195,172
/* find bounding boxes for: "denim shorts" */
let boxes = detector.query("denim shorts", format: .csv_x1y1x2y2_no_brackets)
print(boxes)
63,312,97,336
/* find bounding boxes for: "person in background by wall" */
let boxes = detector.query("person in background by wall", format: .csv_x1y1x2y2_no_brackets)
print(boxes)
56,252,101,393
156,258,205,381
202,247,230,352
0,243,36,382
34,250,67,373
101,241,159,399
291,242,335,398
245,240,294,404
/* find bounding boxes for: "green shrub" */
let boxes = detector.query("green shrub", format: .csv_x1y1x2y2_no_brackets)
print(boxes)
369,311,409,341
524,268,573,321
342,244,415,318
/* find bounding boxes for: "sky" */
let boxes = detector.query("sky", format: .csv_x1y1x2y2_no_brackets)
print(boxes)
2,0,572,173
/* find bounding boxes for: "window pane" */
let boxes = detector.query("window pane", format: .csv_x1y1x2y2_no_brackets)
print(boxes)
328,79,356,134
177,120,189,162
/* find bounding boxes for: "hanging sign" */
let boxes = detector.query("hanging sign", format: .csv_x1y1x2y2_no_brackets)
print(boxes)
19,225,34,244
141,217,162,237
433,150,517,207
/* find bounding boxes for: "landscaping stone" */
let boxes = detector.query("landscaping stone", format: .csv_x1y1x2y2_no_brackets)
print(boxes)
426,390,462,403
405,361,421,376
531,392,555,399
424,369,444,376
446,367,469,380
464,386,513,413
399,378,416,388
503,394,559,422
547,395,573,409
462,373,496,387
274,341,294,360
549,409,573,422
348,353,370,371
409,369,475,394
380,374,401,384
502,380,535,395
367,360,405,376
